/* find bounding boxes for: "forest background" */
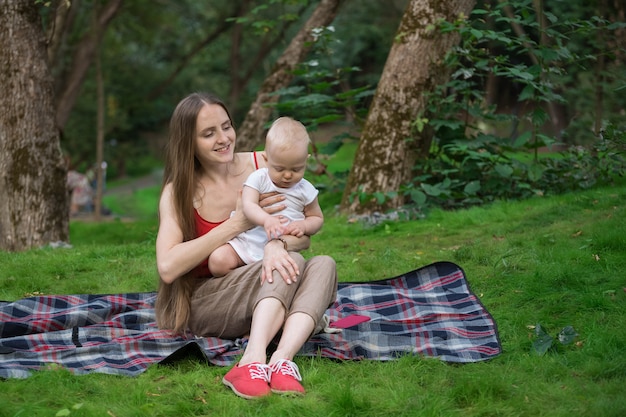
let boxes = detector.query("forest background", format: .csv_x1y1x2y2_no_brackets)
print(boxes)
51,0,624,179
1,0,625,251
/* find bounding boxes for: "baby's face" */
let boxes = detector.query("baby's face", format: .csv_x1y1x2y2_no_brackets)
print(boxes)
265,145,309,189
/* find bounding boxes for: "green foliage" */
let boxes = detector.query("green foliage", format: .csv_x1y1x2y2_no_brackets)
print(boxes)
403,122,626,212
396,1,626,214
57,0,403,183
540,129,626,193
226,0,309,34
269,25,375,195
531,323,578,355
271,25,375,129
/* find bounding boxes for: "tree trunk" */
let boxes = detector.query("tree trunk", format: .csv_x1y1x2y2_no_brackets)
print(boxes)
95,49,105,221
235,0,344,152
227,2,306,116
610,0,626,64
227,0,247,115
0,0,69,251
594,0,608,137
501,0,562,137
340,0,475,215
46,0,71,66
54,0,122,130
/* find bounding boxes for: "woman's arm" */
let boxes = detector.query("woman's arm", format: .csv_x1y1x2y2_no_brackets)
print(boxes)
155,184,250,284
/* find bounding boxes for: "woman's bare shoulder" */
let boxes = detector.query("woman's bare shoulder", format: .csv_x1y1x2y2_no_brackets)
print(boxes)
158,182,174,210
248,151,268,168
160,182,173,197
236,151,267,170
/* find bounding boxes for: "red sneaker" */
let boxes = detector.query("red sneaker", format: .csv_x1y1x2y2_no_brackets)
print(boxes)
269,359,305,395
222,362,271,399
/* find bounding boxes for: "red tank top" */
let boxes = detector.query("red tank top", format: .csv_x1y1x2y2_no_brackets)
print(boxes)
192,210,225,277
192,152,260,277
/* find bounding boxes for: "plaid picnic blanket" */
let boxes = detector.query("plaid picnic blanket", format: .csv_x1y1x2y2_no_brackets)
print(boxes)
0,261,500,379
301,261,501,362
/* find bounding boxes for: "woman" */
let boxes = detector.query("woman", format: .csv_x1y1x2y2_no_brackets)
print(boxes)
154,92,337,400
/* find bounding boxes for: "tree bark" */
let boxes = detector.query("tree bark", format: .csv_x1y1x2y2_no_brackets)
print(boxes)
235,0,344,152
0,0,69,251
340,0,475,215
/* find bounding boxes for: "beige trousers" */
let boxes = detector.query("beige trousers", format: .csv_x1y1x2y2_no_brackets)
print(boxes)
188,253,337,339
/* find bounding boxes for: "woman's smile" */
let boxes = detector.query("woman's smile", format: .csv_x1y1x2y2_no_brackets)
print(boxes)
215,143,231,153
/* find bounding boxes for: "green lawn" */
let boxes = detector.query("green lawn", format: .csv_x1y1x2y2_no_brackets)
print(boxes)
1,176,625,416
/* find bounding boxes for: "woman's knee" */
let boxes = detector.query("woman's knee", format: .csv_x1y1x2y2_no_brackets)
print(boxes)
307,255,336,276
289,252,307,271
316,255,336,269
304,255,337,288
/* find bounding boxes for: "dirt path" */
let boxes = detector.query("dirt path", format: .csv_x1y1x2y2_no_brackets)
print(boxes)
105,170,163,196
71,170,163,222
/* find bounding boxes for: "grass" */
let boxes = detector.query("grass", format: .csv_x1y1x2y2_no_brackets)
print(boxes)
1,169,626,415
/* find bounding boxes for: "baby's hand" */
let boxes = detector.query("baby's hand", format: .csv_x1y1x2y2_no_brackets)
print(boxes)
264,216,285,239
283,220,306,238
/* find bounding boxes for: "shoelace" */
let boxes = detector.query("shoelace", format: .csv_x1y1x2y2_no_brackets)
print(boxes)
271,359,302,381
246,363,271,382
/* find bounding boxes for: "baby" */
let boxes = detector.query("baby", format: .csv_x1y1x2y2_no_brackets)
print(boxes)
208,117,324,277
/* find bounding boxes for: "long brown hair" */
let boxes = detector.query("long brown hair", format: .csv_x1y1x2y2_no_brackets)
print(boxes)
155,92,233,334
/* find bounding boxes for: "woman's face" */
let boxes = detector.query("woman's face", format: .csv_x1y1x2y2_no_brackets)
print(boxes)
194,103,235,164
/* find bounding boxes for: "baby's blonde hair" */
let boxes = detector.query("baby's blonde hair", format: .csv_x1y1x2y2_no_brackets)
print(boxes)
265,117,310,154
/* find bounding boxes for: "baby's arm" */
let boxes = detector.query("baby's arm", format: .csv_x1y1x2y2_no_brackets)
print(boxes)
284,197,324,238
242,185,284,239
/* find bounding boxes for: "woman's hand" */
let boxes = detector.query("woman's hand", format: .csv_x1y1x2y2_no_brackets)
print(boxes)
258,191,286,215
229,190,255,231
261,239,300,285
